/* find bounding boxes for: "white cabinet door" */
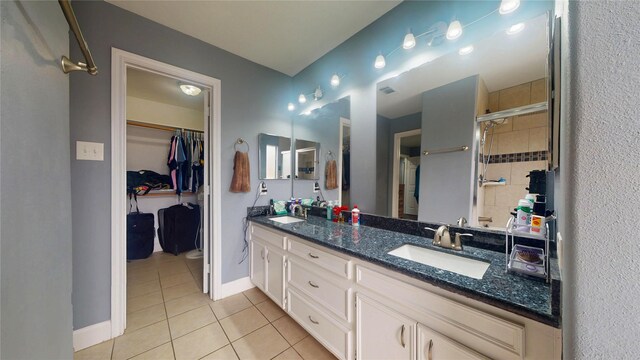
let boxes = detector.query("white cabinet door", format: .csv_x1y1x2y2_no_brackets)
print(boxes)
250,241,266,291
266,247,285,307
356,294,415,360
417,324,489,360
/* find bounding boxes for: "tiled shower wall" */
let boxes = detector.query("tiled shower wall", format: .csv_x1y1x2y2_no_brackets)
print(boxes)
478,79,549,228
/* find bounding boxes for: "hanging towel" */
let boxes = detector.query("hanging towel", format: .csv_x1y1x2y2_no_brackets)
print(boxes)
230,151,251,193
325,160,338,190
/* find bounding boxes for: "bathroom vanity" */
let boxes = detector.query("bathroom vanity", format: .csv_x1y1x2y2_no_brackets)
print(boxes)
249,215,561,360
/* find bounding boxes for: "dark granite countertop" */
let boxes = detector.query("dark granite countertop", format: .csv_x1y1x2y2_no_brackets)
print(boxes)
250,214,561,328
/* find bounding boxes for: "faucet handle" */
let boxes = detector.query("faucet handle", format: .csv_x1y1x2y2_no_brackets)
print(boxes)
452,233,473,251
423,226,437,232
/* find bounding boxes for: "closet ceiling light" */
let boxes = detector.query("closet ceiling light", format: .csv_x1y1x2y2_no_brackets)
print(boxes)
374,54,386,69
458,45,474,55
403,31,416,50
446,20,463,40
331,74,340,87
499,0,520,15
506,22,525,35
298,93,307,104
288,102,295,111
179,83,201,96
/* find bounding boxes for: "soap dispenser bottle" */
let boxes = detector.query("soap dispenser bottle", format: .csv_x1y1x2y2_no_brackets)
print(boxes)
326,201,333,220
351,205,360,226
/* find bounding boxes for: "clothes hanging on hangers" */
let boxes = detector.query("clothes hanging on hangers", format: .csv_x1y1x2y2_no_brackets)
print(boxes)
167,130,205,195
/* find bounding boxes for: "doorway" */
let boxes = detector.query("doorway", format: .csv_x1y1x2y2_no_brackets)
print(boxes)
391,129,421,219
339,117,351,207
111,49,222,337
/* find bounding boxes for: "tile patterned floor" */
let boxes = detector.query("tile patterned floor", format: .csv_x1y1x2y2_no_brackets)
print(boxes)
74,252,337,360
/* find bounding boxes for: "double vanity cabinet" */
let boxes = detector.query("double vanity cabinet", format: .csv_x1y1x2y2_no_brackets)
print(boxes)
249,220,561,360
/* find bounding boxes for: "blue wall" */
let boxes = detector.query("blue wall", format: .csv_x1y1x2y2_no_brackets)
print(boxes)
1,1,73,356
70,1,292,329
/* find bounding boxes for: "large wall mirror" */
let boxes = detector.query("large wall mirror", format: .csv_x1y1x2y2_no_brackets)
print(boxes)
258,133,291,180
376,13,552,230
293,97,351,205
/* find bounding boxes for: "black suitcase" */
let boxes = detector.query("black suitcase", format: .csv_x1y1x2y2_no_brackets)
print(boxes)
157,203,200,256
126,196,155,260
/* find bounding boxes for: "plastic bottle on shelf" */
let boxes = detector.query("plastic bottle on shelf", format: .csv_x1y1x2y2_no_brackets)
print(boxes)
525,193,536,205
530,195,547,236
515,199,531,232
326,201,333,220
351,205,360,226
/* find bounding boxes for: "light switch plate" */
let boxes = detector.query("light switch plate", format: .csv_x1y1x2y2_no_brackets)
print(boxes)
76,141,104,161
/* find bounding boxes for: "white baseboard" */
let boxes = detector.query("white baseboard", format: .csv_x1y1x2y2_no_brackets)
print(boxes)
73,320,112,352
219,276,254,298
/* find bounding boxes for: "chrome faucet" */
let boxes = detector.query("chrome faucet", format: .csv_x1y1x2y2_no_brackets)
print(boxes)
291,204,307,219
424,225,452,248
457,217,467,227
424,225,471,251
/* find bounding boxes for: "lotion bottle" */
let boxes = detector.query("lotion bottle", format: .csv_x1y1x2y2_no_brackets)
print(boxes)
351,205,360,226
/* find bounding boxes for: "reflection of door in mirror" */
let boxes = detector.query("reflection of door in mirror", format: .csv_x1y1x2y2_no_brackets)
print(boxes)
403,156,420,219
391,129,421,219
340,118,351,207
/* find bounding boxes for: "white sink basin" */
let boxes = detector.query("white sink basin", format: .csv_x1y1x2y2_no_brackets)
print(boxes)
388,244,490,279
269,216,305,224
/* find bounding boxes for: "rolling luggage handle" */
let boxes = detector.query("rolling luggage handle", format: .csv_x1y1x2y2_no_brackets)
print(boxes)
129,193,140,214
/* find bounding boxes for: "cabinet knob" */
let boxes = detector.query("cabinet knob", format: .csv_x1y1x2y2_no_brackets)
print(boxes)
308,280,319,288
401,325,406,348
308,315,319,325
308,252,319,259
427,339,433,360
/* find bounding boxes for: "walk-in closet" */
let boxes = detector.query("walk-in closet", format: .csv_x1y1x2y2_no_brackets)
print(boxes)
125,67,211,328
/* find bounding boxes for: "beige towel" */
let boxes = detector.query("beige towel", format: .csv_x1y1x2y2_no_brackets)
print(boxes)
325,160,338,190
230,151,251,193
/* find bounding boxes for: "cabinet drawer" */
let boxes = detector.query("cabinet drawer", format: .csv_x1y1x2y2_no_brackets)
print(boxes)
288,238,351,279
356,265,525,359
288,258,352,322
251,224,286,249
287,289,352,360
417,324,489,360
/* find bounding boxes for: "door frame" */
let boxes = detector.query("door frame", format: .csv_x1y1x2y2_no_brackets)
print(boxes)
338,117,351,206
391,129,421,218
110,48,222,337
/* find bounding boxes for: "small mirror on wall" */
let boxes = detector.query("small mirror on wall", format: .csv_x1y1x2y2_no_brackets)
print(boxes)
294,139,320,180
258,133,291,180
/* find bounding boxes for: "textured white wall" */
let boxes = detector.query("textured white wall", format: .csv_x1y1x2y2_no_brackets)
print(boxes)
566,1,640,357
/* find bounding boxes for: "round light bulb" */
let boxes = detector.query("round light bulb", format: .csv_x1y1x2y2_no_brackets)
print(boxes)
330,74,340,87
458,45,474,56
298,93,307,104
374,54,386,69
179,84,202,96
403,32,416,50
446,20,463,40
499,0,520,15
506,22,525,35
287,103,295,111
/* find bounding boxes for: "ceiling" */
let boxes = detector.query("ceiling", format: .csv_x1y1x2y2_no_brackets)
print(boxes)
106,1,401,76
378,14,548,119
127,68,203,111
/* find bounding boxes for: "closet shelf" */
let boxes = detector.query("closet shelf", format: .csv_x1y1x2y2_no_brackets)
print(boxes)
137,190,195,197
127,120,204,133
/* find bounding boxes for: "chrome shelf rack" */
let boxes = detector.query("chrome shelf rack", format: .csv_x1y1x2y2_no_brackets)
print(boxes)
505,215,555,283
